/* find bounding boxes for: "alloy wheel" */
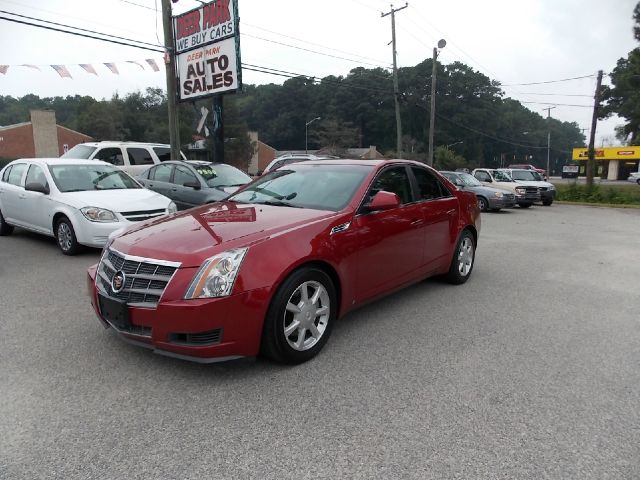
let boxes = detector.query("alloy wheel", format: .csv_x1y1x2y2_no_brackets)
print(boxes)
283,280,330,351
456,236,474,277
57,222,73,252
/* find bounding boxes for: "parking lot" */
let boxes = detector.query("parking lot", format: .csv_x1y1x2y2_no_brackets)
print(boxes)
1,204,639,479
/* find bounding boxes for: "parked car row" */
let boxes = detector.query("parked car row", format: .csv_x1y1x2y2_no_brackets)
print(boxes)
445,167,556,211
0,157,251,254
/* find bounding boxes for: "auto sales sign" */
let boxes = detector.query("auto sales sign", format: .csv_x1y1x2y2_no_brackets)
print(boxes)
173,0,241,101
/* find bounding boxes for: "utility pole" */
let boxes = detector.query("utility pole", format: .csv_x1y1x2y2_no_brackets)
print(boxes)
543,106,556,177
161,0,181,160
586,70,603,187
382,3,408,158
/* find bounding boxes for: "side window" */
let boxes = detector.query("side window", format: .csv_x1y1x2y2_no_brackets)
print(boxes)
153,147,171,162
368,166,412,205
127,148,154,166
173,166,197,186
2,165,12,182
25,165,48,187
95,148,124,166
474,171,490,182
152,164,173,183
7,163,27,186
411,167,451,200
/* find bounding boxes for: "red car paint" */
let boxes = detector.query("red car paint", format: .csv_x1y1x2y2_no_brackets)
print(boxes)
87,159,480,362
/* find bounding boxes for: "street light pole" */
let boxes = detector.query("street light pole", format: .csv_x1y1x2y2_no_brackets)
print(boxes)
543,106,556,177
160,0,180,160
305,117,321,154
427,39,446,166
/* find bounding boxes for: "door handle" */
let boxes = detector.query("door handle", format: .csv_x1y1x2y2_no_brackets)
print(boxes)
446,209,456,216
410,219,424,227
19,194,26,199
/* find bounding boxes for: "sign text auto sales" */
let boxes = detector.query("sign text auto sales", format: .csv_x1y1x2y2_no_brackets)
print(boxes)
173,0,241,101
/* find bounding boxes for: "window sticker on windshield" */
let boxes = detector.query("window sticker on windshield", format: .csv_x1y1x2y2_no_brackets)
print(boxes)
198,168,216,177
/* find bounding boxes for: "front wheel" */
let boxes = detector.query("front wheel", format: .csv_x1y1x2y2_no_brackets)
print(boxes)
518,202,532,208
477,196,488,212
445,230,475,285
56,217,80,255
542,199,553,206
261,268,336,364
0,209,14,236
636,179,640,185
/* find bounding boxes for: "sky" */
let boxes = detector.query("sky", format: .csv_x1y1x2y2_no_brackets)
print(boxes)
0,0,638,147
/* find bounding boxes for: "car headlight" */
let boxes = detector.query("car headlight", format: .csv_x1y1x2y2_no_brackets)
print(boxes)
167,202,178,214
81,207,117,222
493,191,503,198
515,187,526,194
547,184,556,190
184,248,248,299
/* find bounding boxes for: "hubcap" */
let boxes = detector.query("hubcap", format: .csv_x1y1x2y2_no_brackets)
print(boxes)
457,237,474,277
283,280,330,351
478,198,486,211
57,222,73,251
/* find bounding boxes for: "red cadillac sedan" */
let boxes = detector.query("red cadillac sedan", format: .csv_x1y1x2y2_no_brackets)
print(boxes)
87,159,480,364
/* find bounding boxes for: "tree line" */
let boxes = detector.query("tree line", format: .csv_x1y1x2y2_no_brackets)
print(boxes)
5,0,640,175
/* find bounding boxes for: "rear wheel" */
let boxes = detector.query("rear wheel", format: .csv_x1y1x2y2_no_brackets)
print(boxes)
261,267,336,364
445,230,475,285
477,196,488,212
0,209,14,236
55,217,80,255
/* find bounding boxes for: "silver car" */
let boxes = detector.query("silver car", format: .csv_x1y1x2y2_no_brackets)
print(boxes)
628,172,640,185
441,171,516,212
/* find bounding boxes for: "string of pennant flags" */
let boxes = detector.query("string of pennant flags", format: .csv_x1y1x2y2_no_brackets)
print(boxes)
0,58,164,78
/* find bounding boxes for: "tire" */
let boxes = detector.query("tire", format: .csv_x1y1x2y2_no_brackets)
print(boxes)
636,179,640,185
477,196,489,212
445,230,475,285
542,199,553,206
261,267,336,364
490,208,501,212
0,209,14,236
518,203,532,208
55,217,80,255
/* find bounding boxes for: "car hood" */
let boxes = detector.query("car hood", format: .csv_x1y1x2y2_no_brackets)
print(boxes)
57,189,171,212
110,202,338,267
512,180,549,187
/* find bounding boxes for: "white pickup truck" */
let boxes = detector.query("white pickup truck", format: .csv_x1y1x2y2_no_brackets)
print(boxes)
472,168,540,208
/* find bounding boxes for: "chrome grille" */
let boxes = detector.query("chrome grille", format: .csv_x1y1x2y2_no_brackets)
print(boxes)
120,208,166,222
97,248,180,307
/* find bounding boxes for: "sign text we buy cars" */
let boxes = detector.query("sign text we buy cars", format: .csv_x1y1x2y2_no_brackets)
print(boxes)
173,0,241,101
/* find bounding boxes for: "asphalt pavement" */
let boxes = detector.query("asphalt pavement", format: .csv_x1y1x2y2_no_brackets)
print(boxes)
1,204,639,479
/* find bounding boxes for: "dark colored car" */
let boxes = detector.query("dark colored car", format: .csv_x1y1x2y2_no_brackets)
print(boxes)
136,161,251,210
88,159,480,364
440,171,516,211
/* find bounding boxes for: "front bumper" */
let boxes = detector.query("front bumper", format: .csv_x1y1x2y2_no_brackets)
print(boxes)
539,189,556,202
488,196,516,209
87,264,271,362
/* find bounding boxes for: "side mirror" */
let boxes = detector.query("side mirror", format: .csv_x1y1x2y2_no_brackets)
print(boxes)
183,181,201,190
25,182,49,195
367,190,400,212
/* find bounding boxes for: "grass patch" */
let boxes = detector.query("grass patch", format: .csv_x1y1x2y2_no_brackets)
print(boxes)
554,183,640,205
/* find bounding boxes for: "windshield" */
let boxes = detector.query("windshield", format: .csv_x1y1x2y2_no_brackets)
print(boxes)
456,172,482,186
493,170,513,182
49,164,141,192
195,164,251,188
530,171,543,181
510,170,537,181
228,164,372,211
61,145,97,159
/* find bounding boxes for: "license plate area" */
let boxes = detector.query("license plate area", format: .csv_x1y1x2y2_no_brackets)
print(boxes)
98,294,130,330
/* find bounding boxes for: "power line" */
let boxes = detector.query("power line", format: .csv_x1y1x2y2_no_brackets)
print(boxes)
241,32,391,70
520,101,593,108
0,15,164,52
501,75,596,86
0,10,164,50
243,22,392,67
117,0,157,11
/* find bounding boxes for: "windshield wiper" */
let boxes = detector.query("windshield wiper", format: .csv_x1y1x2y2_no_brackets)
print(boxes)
262,200,303,208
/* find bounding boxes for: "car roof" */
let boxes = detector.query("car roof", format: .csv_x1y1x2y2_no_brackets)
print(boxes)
82,141,170,146
8,158,114,168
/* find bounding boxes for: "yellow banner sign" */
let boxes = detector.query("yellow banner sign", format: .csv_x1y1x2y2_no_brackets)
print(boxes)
573,146,640,160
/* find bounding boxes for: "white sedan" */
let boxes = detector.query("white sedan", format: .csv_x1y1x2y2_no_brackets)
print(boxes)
0,158,177,255
628,172,640,185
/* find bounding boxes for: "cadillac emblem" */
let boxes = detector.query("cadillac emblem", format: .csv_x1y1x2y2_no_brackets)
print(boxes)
111,271,126,293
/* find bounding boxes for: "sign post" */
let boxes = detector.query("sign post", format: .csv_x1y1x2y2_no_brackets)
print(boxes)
173,0,241,162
